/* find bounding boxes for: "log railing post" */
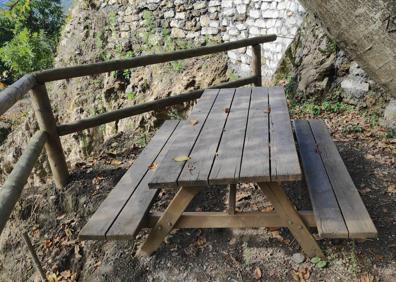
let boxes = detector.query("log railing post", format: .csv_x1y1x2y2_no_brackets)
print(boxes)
30,83,69,188
252,44,262,86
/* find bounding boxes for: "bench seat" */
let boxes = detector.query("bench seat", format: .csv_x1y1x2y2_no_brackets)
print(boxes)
79,120,182,240
294,120,377,239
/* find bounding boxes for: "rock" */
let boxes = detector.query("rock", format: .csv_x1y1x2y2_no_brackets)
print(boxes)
292,253,305,264
171,28,186,38
164,10,175,19
341,78,369,99
382,99,396,129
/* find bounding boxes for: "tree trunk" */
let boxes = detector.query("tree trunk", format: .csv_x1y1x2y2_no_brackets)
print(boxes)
298,0,396,97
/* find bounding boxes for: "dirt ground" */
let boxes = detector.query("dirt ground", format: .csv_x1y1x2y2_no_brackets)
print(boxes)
0,105,395,282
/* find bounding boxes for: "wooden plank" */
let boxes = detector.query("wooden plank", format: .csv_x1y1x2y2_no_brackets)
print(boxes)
259,182,324,258
137,186,201,256
309,120,377,238
57,77,256,136
294,120,348,238
178,88,236,187
143,211,316,229
106,121,184,239
79,120,180,240
209,88,251,185
240,87,270,182
148,89,219,189
269,87,301,181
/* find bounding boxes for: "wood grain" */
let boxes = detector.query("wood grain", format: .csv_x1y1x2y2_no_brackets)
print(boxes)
148,89,219,189
106,121,184,239
309,120,377,238
239,87,270,182
178,88,235,187
209,88,251,185
79,120,180,240
269,87,301,181
294,120,348,238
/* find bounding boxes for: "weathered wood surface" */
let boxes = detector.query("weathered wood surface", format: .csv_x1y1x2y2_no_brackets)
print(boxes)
294,120,349,238
308,120,377,238
178,88,235,187
269,87,301,181
35,35,276,82
31,84,69,188
57,76,256,136
239,87,270,182
209,88,251,185
259,182,324,258
148,89,219,189
252,44,262,86
144,211,316,229
0,131,47,235
0,74,37,116
137,186,202,257
106,121,183,239
149,86,302,189
79,120,179,240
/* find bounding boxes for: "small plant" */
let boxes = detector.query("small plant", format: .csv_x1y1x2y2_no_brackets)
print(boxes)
108,11,117,28
227,69,239,81
170,60,184,72
168,107,183,120
142,10,155,31
136,132,149,147
126,92,136,100
385,129,396,138
311,256,328,269
342,124,364,134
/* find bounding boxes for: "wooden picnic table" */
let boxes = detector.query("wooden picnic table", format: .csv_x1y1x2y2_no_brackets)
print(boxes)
138,87,324,257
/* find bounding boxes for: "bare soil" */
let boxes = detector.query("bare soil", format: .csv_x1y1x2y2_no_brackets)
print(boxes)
0,106,395,282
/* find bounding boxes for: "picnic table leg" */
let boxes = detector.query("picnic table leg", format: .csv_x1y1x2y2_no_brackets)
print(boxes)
258,182,324,258
137,186,201,257
228,184,237,215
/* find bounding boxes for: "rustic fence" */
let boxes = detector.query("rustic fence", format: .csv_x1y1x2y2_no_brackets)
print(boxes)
0,35,277,234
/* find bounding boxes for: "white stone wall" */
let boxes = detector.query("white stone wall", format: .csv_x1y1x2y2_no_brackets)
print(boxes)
100,0,305,79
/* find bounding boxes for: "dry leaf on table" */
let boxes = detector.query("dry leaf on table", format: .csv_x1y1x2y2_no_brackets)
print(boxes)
174,155,191,162
190,119,199,126
148,163,158,170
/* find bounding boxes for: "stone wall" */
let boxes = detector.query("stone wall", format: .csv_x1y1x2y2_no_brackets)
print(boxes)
100,0,304,79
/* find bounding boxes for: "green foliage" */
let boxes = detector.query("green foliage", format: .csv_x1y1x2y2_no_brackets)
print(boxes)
342,124,364,134
142,10,155,31
0,0,65,80
126,92,136,100
0,28,53,76
170,60,184,73
385,129,396,138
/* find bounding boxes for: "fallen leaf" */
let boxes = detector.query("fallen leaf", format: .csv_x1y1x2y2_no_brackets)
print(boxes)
229,238,237,245
310,257,321,264
174,155,191,162
196,235,206,246
224,107,230,113
387,184,396,193
111,159,122,166
46,273,58,282
190,119,199,126
60,270,72,279
271,230,283,241
359,273,374,282
148,163,158,170
253,267,262,280
316,260,327,268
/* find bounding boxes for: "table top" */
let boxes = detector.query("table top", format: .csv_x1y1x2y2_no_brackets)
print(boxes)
149,87,301,189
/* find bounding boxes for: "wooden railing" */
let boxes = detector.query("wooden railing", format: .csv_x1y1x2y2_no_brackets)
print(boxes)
0,35,277,234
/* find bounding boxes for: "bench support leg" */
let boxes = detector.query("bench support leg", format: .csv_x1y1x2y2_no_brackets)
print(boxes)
228,184,237,215
137,186,201,257
258,182,324,258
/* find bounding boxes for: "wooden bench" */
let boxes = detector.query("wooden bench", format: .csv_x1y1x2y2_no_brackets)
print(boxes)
294,120,377,239
79,120,182,240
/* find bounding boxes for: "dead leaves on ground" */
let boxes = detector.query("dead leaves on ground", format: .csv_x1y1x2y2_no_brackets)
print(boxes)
253,267,262,280
292,266,311,282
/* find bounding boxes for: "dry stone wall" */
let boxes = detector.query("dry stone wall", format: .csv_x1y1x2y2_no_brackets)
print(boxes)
100,0,304,79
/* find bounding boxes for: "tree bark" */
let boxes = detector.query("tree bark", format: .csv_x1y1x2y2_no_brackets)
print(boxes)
298,0,396,97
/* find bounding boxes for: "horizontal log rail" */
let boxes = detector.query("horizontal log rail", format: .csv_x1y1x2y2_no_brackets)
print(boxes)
34,35,276,82
57,76,256,136
0,131,47,234
0,74,37,116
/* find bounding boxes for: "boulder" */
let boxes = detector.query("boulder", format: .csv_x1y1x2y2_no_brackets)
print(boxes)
382,99,396,129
